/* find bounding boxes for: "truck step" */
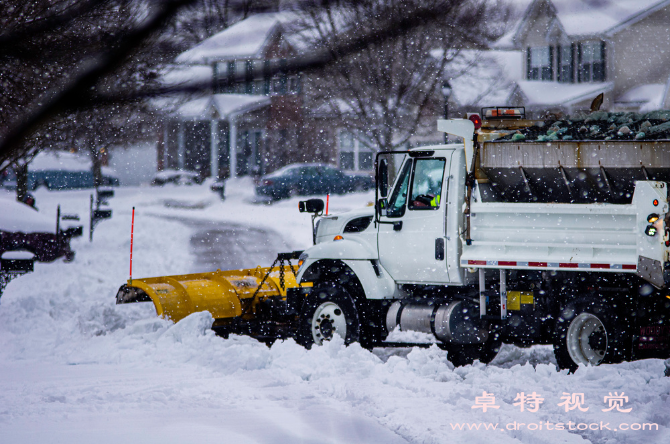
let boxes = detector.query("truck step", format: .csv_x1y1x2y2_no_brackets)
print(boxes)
378,341,434,348
480,315,507,321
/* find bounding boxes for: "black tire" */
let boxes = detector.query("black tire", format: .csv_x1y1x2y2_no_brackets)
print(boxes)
296,282,360,349
553,298,630,373
442,335,502,367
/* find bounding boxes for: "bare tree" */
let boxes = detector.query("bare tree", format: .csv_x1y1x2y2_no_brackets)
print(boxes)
0,0,512,187
295,0,508,151
0,0,173,196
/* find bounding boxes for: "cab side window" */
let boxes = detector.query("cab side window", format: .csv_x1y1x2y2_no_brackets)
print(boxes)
386,160,412,218
409,158,446,210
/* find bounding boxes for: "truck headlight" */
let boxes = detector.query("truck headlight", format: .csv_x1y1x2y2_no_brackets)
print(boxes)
298,252,308,270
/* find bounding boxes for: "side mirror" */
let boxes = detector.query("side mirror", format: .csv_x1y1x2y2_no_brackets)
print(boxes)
378,158,389,198
299,198,324,214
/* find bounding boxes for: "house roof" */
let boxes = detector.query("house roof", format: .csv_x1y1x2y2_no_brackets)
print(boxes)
496,0,670,48
515,80,614,106
176,94,271,120
553,0,669,36
161,65,213,88
430,49,523,107
176,13,292,64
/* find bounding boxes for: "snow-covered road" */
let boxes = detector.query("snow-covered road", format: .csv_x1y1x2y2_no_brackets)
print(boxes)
0,179,669,444
186,219,291,272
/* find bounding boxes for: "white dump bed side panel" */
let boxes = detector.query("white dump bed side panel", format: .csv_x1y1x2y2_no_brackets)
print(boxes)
461,181,668,275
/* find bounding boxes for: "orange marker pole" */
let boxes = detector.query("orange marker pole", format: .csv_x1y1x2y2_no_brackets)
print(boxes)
326,194,329,215
129,207,135,284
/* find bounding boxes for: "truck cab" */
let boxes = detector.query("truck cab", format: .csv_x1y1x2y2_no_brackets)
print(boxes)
299,144,469,296
376,147,467,286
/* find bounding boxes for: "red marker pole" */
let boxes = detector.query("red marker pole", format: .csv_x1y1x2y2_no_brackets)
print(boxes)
326,194,329,216
129,207,135,284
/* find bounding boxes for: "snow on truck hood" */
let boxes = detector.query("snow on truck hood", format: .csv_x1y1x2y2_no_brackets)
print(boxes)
0,194,55,233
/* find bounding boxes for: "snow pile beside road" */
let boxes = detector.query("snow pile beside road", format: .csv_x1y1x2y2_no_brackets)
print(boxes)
0,192,55,232
38,307,670,444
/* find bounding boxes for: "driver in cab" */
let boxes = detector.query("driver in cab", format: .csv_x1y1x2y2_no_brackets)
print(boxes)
411,173,442,208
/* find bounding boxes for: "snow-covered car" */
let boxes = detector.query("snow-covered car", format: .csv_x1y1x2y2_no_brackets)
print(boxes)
256,164,374,200
0,194,83,262
151,169,203,186
1,151,119,191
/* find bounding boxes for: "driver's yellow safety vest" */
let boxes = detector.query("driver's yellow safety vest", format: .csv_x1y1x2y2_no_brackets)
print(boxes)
431,194,440,206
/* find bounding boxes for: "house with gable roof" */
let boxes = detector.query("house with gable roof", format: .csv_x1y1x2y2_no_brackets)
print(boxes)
160,13,308,180
484,0,670,116
160,11,392,180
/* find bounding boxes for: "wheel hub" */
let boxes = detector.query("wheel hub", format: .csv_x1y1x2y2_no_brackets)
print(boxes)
318,318,334,339
566,312,608,366
311,302,346,345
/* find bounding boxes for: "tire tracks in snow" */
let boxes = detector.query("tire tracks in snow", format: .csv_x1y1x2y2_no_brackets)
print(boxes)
155,215,292,273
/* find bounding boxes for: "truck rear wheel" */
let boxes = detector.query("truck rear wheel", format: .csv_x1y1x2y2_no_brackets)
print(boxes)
297,282,360,349
553,298,629,372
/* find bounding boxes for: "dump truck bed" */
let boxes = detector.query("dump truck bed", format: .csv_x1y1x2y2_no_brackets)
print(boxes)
478,140,670,203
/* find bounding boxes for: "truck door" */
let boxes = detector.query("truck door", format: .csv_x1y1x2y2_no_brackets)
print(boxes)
377,154,451,284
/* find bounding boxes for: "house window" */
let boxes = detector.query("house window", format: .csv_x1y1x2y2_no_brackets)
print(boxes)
227,61,235,93
217,58,301,96
213,62,228,94
289,75,300,94
245,60,254,94
263,60,271,95
528,46,553,81
557,45,574,83
249,79,260,95
579,42,606,82
279,59,288,94
234,61,246,93
339,131,374,172
339,132,355,170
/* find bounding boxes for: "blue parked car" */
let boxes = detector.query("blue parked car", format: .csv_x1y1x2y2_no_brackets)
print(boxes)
256,163,374,200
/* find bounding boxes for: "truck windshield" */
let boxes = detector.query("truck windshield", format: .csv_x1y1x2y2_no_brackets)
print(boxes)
386,160,411,218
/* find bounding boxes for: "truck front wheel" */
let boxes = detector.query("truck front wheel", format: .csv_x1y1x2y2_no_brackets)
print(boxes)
442,335,502,367
553,298,629,372
297,282,360,349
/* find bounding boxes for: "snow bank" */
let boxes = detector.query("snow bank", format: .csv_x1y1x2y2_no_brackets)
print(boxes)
0,192,56,232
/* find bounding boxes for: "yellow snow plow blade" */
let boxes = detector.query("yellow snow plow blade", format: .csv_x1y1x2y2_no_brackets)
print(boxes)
116,265,299,323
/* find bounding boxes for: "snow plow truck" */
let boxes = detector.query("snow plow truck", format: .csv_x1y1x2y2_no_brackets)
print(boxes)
117,107,670,372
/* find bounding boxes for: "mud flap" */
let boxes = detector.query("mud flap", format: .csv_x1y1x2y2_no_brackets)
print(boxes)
638,256,664,288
